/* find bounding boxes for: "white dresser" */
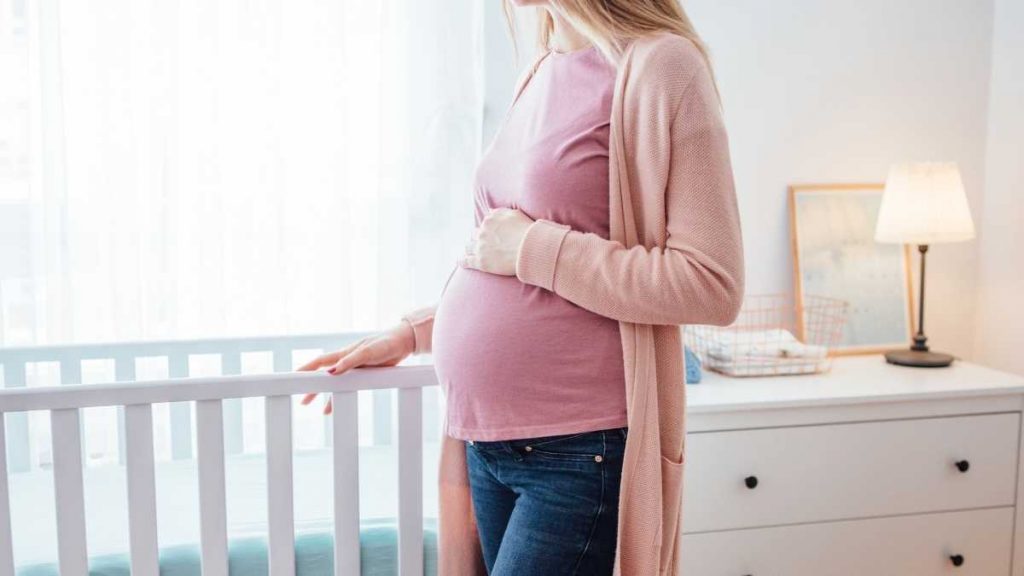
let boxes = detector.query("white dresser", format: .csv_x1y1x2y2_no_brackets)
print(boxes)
680,354,1024,575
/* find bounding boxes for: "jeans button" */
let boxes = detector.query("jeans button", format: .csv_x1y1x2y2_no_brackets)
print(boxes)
524,445,532,452
594,455,604,463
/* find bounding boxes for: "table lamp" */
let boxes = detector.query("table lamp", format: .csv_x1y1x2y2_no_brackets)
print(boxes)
874,162,975,367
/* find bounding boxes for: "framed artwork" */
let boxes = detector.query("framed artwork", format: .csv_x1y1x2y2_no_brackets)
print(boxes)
789,183,915,355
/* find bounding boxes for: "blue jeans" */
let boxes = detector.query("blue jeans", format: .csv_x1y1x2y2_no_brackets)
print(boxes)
465,427,628,575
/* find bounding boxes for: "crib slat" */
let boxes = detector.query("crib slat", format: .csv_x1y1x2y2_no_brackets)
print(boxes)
398,387,424,576
126,404,159,576
372,389,392,446
59,358,82,386
115,355,137,466
0,414,16,575
221,350,244,455
52,408,89,576
197,399,229,576
115,355,137,381
332,391,360,576
169,354,192,460
2,362,30,473
322,350,333,448
266,395,295,576
272,348,292,373
60,359,89,464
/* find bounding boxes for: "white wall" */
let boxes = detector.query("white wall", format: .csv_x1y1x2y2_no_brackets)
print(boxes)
974,0,1024,375
484,1,997,360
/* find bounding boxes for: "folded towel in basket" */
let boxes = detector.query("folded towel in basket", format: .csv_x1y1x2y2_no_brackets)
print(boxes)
708,356,831,377
705,328,828,363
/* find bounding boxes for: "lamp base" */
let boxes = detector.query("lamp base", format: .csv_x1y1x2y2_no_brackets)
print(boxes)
884,349,955,368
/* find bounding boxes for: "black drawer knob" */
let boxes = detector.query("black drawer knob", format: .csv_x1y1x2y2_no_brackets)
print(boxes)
955,460,970,473
744,475,758,489
950,554,964,567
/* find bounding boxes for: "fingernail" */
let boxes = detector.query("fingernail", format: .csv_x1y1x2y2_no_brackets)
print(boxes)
327,367,335,374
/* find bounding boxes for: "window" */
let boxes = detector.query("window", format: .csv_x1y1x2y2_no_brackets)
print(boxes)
1,0,483,563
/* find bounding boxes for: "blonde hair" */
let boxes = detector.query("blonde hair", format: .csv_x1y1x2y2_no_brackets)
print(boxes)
502,0,719,100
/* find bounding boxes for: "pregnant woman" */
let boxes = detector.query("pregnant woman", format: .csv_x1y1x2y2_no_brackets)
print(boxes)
300,0,744,574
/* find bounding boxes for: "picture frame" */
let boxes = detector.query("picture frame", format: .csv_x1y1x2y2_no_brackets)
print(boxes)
789,183,915,355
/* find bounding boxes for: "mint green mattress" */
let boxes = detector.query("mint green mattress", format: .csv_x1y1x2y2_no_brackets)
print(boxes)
17,519,437,576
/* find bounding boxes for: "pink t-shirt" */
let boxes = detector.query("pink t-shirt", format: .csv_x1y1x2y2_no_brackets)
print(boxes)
431,46,627,441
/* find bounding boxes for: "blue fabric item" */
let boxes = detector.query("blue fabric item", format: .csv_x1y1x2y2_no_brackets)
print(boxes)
465,427,626,576
685,345,702,383
17,519,438,576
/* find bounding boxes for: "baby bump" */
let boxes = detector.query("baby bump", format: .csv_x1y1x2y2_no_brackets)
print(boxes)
432,266,626,439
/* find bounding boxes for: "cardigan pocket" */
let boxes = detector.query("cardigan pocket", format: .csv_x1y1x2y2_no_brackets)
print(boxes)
658,452,686,571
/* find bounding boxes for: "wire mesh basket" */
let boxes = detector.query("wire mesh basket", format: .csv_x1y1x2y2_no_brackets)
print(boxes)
684,293,850,377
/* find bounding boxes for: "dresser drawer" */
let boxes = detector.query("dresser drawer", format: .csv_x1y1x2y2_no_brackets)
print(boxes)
680,506,1014,575
683,412,1019,533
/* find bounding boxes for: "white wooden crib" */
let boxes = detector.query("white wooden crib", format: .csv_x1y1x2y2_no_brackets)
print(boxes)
0,334,439,576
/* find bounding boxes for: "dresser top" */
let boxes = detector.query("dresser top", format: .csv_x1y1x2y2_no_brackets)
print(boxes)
687,354,1024,413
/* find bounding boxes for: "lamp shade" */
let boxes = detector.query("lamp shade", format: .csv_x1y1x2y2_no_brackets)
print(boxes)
874,162,975,244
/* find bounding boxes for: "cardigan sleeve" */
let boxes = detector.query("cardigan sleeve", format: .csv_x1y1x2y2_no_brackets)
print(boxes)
400,304,437,355
515,42,744,327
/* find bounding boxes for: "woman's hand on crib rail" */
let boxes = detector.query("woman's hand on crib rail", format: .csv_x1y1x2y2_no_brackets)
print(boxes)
297,321,416,415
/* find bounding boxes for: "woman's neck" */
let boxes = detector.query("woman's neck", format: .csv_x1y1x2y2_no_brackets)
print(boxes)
546,8,591,53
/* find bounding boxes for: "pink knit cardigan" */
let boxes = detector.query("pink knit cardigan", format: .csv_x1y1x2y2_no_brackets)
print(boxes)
402,31,744,576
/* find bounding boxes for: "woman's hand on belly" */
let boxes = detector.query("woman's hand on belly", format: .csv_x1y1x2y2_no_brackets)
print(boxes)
297,321,414,415
459,207,534,276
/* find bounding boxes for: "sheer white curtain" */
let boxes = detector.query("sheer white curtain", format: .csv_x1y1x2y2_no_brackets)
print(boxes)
3,0,482,347
0,0,484,561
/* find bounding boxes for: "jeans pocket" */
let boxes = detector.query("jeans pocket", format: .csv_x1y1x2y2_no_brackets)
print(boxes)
524,430,604,462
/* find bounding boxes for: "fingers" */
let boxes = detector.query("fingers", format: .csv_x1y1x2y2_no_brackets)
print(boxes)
461,251,484,271
299,353,338,404
459,254,475,269
298,339,365,405
300,338,366,375
300,393,333,414
299,332,399,415
328,339,367,364
297,354,333,372
461,228,481,270
327,343,373,375
318,342,386,413
299,394,332,415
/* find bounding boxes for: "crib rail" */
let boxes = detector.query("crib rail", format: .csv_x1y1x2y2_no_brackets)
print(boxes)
0,365,438,576
0,332,380,472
